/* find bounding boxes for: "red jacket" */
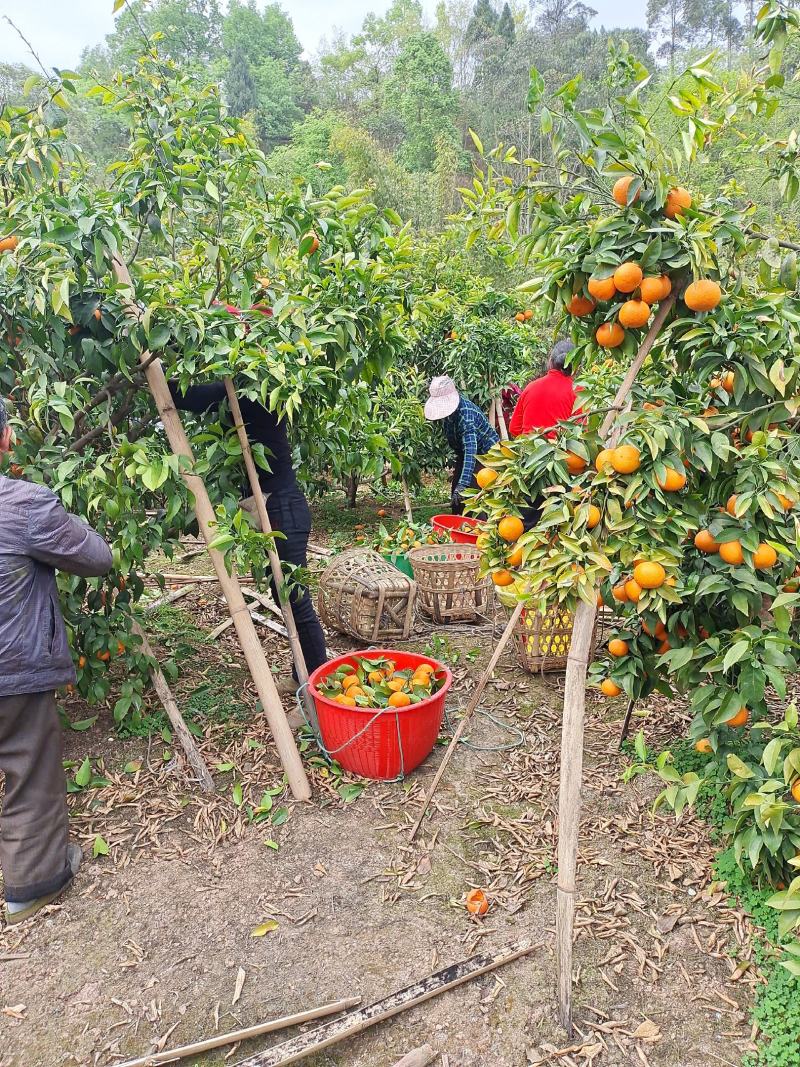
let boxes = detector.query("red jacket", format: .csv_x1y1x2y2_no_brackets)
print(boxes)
509,370,580,437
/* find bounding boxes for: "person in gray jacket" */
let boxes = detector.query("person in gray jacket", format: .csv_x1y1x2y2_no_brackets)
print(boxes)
0,398,113,924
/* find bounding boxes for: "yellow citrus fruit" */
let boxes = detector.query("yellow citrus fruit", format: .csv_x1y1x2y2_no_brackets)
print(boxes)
694,529,719,553
657,467,687,492
664,186,692,218
719,539,744,565
596,322,625,348
565,451,587,474
612,174,640,207
685,279,721,312
506,545,523,568
753,543,778,570
498,515,524,542
586,504,601,529
595,448,614,473
600,679,622,697
613,262,644,293
727,707,749,728
618,300,651,329
624,578,642,603
695,738,713,754
633,561,666,589
567,294,596,316
608,638,629,657
492,568,515,586
610,445,641,474
476,467,498,489
587,275,617,301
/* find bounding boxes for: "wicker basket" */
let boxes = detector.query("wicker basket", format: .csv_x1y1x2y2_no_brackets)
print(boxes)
513,600,603,673
408,543,490,624
318,548,416,642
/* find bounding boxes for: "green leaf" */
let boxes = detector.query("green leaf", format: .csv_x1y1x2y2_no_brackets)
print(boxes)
68,716,97,731
468,128,484,155
92,834,109,857
727,753,755,779
251,919,279,937
232,782,243,807
527,66,546,112
723,641,750,671
271,805,289,826
74,757,91,787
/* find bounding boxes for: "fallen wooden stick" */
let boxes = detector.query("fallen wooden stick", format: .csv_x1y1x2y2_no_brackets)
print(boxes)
243,586,284,620
232,940,540,1067
408,600,524,842
160,573,257,584
113,996,362,1067
142,585,197,613
209,607,288,642
130,620,215,793
392,1045,437,1067
307,542,332,557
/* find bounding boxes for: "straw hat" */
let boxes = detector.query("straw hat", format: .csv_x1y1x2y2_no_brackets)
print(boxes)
424,375,460,421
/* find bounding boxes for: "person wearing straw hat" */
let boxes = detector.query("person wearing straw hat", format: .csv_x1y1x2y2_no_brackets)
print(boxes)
424,376,499,516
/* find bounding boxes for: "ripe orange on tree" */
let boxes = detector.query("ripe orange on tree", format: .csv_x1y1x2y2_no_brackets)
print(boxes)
633,561,666,589
792,780,800,804
586,504,601,529
96,650,111,662
695,738,713,754
664,186,692,218
719,539,744,565
492,568,515,587
624,578,642,602
775,492,793,511
567,294,596,317
476,467,497,489
600,679,622,697
610,444,641,474
618,300,650,329
640,275,671,303
302,230,320,254
595,448,614,472
608,638,629,657
613,261,643,293
726,494,739,517
0,236,19,252
587,275,617,301
657,467,687,492
506,545,523,568
596,322,625,348
684,279,721,312
523,309,534,320
722,371,735,393
753,543,778,570
727,707,749,728
612,583,629,603
694,529,719,553
612,174,641,207
498,515,524,542
565,450,587,474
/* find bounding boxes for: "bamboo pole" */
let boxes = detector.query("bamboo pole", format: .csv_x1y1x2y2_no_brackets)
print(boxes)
111,255,310,802
495,395,509,440
232,940,540,1067
555,291,676,1034
408,600,524,842
130,620,215,793
391,1046,436,1067
222,377,317,728
113,997,361,1067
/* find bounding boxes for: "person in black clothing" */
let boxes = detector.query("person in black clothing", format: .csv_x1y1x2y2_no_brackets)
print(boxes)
168,379,328,682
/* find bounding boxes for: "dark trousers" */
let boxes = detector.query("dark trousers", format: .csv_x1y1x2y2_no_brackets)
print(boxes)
265,486,328,678
0,691,71,903
451,453,486,516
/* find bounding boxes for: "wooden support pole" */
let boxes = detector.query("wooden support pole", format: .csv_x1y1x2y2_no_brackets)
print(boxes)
619,697,636,748
555,290,676,1035
222,377,317,729
496,395,509,440
401,476,414,523
111,255,310,802
114,996,361,1067
232,940,540,1067
130,620,214,792
408,600,524,842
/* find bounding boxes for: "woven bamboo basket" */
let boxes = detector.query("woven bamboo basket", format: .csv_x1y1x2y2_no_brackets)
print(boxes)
513,600,604,673
317,548,416,642
408,543,490,624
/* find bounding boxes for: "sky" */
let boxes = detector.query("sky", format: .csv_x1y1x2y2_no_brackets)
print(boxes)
0,0,648,71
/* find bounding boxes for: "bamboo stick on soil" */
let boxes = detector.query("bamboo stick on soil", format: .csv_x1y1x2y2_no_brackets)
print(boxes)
232,940,540,1067
130,620,215,793
408,600,524,842
111,255,310,802
113,996,361,1067
391,1046,437,1067
555,291,677,1035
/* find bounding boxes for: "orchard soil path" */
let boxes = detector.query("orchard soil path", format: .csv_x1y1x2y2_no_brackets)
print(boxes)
0,500,762,1067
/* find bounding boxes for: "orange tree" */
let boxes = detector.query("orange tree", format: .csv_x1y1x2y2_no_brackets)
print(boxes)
0,53,419,724
457,6,800,906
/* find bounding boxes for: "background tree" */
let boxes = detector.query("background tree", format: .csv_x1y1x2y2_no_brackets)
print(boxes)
383,33,459,171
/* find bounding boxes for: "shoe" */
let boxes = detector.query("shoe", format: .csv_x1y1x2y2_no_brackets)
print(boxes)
4,842,83,926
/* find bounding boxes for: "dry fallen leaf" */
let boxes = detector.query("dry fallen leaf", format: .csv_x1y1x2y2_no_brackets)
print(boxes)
232,967,246,1006
1,1005,26,1020
251,920,279,938
656,913,679,934
633,1019,661,1042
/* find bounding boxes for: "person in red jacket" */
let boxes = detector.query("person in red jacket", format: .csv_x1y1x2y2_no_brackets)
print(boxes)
509,339,579,437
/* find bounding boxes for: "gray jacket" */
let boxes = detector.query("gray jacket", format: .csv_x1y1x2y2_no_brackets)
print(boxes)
0,475,113,697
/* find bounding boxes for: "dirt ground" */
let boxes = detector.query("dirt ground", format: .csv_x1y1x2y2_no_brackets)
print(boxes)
0,501,762,1067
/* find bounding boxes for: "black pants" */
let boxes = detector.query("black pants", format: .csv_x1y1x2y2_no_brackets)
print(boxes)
265,486,328,678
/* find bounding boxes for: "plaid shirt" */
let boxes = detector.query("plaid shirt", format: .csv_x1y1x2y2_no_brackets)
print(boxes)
443,397,499,488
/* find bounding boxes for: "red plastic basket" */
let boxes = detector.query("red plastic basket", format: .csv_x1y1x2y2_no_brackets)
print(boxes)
432,513,481,545
308,650,452,780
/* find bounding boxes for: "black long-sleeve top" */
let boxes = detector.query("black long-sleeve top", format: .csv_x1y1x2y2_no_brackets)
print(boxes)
168,380,297,493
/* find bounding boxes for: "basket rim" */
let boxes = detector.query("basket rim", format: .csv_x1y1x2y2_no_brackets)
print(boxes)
308,650,453,715
407,542,483,561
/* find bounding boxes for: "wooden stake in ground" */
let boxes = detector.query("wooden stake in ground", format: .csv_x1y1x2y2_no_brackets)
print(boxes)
401,475,414,523
111,255,310,802
408,600,524,842
232,940,540,1067
555,292,676,1035
495,395,509,440
130,620,214,793
222,377,317,728
114,997,361,1067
